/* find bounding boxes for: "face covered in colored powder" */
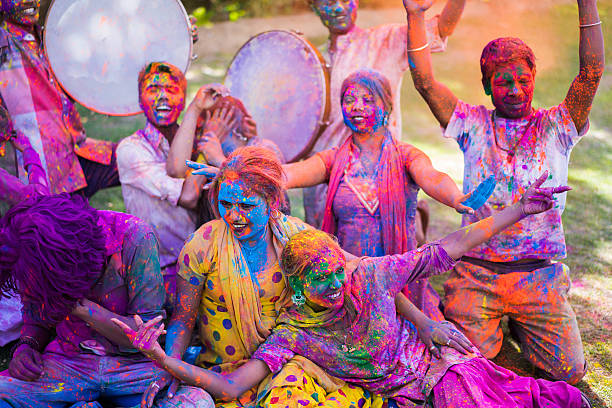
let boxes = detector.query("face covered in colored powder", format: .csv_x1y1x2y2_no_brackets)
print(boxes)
489,60,535,119
298,247,346,310
217,175,269,242
341,82,386,134
311,0,358,35
139,72,186,128
1,0,40,26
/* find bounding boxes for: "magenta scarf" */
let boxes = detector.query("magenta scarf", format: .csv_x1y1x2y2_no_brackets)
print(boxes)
321,131,416,255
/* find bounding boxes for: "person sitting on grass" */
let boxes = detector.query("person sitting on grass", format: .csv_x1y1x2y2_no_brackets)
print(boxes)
404,0,604,384
0,194,170,407
114,173,591,408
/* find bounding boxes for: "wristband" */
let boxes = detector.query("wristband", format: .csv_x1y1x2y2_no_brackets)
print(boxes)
407,42,430,52
10,336,41,357
579,21,602,28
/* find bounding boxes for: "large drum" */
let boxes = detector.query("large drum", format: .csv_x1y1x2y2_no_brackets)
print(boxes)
225,30,330,163
44,0,193,116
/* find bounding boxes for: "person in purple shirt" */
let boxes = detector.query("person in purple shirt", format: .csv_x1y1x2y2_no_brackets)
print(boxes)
0,194,173,407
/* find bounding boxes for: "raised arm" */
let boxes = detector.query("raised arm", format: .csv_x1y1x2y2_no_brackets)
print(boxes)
167,84,229,177
440,172,570,259
437,0,466,38
404,0,459,128
283,155,328,189
564,0,605,131
112,316,270,401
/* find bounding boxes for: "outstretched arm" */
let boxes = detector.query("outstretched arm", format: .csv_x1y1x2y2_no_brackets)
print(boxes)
112,316,270,401
439,172,570,259
408,150,473,214
405,0,459,128
437,0,466,38
283,155,328,189
564,0,604,131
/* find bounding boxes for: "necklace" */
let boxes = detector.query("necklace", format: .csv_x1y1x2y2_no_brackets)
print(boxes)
491,110,536,163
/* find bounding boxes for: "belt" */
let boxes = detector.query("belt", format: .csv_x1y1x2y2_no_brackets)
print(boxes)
460,256,552,274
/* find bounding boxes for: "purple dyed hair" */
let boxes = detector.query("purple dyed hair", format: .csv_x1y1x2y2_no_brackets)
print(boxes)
0,193,107,325
340,69,393,117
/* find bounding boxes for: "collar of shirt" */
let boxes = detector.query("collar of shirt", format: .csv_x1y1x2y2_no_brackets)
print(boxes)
141,121,170,155
97,210,124,257
324,25,364,61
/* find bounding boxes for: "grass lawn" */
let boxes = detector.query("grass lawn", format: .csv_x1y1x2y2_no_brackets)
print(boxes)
1,1,610,405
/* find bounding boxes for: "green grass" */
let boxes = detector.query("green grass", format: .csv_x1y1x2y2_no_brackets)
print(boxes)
3,2,611,405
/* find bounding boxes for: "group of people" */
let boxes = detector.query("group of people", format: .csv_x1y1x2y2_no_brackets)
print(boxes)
0,0,604,407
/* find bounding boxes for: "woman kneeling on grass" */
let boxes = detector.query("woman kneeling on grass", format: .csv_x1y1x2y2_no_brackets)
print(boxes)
114,173,589,408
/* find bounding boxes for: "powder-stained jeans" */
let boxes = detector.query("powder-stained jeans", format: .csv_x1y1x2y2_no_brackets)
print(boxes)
443,261,586,384
0,351,165,407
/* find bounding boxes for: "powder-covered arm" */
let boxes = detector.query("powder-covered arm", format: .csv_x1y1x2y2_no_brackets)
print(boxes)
112,315,271,402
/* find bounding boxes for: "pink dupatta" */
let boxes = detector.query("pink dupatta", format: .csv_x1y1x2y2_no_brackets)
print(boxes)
321,131,418,255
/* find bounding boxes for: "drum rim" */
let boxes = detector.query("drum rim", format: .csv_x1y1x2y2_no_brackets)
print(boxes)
224,29,330,163
43,0,193,117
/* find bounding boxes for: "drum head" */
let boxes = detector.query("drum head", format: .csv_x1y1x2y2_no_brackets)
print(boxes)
225,30,329,163
44,0,192,116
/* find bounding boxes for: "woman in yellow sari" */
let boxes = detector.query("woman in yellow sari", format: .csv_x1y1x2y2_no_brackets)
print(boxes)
141,146,384,408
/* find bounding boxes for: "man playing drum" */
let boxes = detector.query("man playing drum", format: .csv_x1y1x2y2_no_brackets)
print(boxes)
0,0,118,197
303,0,466,236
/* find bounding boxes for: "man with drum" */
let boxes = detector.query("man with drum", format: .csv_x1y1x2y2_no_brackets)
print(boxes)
117,62,211,312
0,0,119,198
303,0,466,236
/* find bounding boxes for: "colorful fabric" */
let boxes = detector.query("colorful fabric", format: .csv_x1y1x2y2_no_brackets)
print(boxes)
21,211,166,357
117,122,197,270
444,101,587,262
0,130,48,206
75,148,120,198
432,356,582,408
258,360,389,408
317,135,443,320
304,16,446,228
444,261,585,383
0,351,166,407
177,214,309,405
253,243,472,407
0,21,113,194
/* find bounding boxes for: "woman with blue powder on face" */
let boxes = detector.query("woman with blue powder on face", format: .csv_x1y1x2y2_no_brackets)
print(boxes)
115,171,591,408
150,146,428,408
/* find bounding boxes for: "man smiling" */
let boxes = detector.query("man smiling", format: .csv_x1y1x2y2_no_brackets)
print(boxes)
116,62,207,311
405,0,604,384
303,0,466,230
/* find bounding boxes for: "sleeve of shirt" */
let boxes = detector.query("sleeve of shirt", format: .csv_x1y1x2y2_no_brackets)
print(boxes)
443,100,488,153
315,147,339,180
364,242,457,297
116,138,185,206
252,328,296,374
20,298,53,347
547,102,588,153
122,220,166,323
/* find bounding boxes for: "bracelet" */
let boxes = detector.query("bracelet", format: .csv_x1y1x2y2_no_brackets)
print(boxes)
407,42,430,52
10,336,41,357
579,21,602,28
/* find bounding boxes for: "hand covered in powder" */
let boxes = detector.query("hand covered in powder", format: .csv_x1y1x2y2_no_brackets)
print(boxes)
9,343,43,381
418,320,476,359
111,315,166,362
192,84,230,111
186,160,219,180
519,172,570,216
402,0,433,13
141,372,179,408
